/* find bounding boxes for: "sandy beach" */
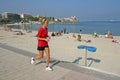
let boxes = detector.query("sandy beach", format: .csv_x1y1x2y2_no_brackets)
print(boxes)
0,26,120,76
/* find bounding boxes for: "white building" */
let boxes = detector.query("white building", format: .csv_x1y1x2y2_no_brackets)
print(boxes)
20,13,32,19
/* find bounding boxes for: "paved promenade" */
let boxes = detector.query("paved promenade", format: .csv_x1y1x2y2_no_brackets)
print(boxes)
0,43,120,80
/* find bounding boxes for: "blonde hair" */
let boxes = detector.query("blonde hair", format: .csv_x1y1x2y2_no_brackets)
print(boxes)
39,18,48,25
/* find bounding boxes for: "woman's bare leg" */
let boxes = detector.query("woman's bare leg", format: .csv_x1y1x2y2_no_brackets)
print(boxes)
34,50,44,61
44,47,50,67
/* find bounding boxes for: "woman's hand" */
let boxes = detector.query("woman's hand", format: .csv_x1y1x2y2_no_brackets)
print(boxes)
37,37,50,42
44,37,50,42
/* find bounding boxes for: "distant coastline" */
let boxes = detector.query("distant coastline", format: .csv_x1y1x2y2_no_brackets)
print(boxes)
0,12,79,25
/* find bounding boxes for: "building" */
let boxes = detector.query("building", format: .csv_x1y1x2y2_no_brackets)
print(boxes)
56,16,79,23
20,13,32,20
2,12,21,22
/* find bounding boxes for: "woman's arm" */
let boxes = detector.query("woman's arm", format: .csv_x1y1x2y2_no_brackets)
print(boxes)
47,35,51,39
37,37,45,40
37,37,49,42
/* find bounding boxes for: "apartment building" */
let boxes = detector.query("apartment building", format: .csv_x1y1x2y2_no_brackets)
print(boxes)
2,12,21,21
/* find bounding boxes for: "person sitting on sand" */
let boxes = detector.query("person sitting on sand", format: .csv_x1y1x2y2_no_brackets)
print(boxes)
51,32,55,36
108,34,113,39
77,34,91,43
93,32,98,38
112,40,120,43
77,34,82,41
16,31,24,35
105,30,114,39
72,33,76,38
84,40,91,43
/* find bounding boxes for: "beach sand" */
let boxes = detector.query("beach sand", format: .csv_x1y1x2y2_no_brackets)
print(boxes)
0,26,120,75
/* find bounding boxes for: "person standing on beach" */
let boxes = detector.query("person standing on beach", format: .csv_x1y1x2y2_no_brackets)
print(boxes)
31,19,52,71
64,28,66,34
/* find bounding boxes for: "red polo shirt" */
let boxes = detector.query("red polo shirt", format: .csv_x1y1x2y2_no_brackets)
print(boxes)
36,27,48,47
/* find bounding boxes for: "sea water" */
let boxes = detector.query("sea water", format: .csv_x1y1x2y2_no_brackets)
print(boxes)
7,21,120,36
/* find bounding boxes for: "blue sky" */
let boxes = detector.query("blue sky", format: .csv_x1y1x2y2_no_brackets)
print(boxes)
0,0,120,21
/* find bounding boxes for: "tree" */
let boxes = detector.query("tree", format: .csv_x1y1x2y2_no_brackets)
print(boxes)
0,19,10,24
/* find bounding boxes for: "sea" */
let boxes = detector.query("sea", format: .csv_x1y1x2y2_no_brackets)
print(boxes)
7,21,120,36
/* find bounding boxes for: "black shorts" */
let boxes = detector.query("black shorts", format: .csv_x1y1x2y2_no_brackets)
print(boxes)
37,45,49,51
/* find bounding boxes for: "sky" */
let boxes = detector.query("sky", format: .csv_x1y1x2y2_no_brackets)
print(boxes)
0,0,120,21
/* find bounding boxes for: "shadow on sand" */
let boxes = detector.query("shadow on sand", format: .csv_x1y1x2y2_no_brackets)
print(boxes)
50,57,100,68
34,56,101,68
87,57,101,67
